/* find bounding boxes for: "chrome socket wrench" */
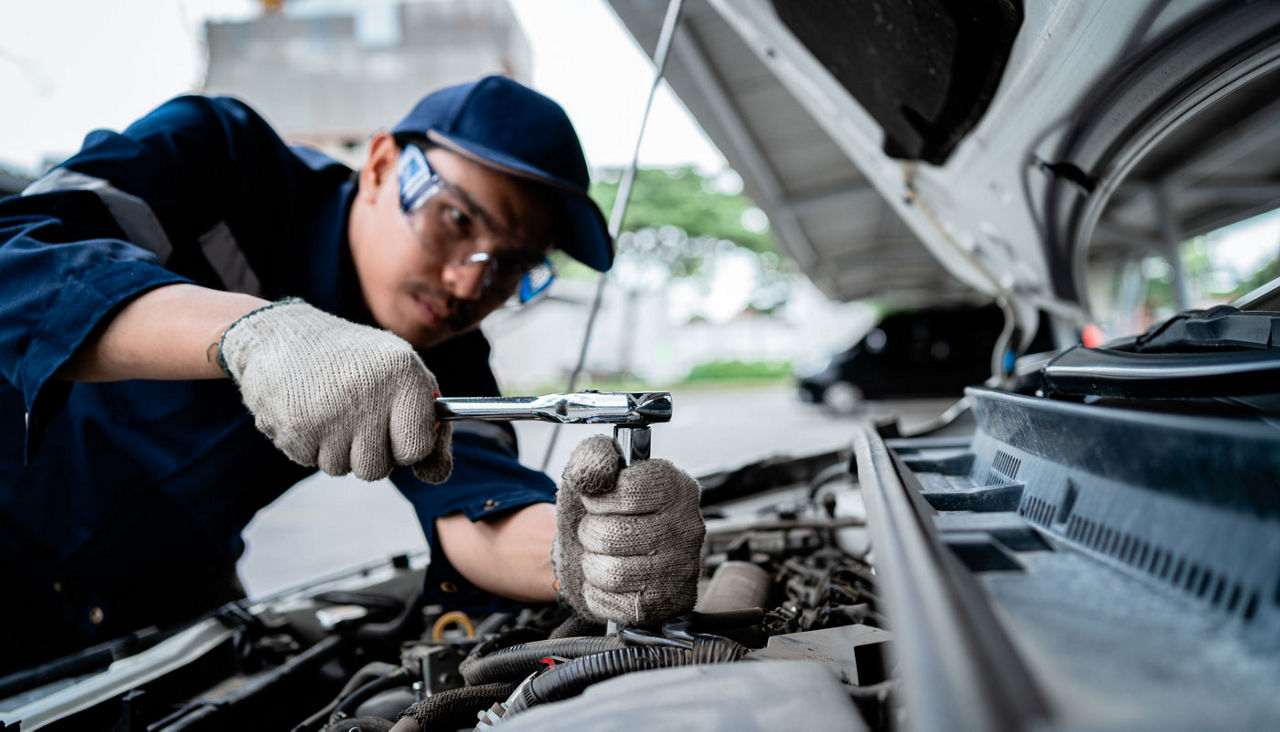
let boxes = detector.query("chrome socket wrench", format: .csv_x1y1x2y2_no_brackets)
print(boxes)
435,391,672,464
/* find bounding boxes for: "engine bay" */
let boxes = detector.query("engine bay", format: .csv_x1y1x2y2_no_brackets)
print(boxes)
4,367,1279,730
0,447,890,731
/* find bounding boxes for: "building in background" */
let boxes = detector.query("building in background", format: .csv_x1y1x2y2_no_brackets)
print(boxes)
203,0,530,166
199,0,874,387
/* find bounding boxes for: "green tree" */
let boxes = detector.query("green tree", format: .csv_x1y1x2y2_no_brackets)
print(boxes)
1229,253,1279,299
573,166,788,312
589,167,775,254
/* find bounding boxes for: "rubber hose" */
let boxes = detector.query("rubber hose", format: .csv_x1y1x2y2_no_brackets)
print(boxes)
506,639,746,717
691,635,749,664
467,626,547,661
330,669,410,724
293,662,400,732
507,647,693,716
459,636,625,685
352,593,421,642
395,680,519,731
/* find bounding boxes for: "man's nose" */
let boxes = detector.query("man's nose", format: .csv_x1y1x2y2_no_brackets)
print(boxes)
442,260,486,301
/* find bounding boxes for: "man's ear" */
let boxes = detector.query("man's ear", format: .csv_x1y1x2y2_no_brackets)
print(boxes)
358,132,398,204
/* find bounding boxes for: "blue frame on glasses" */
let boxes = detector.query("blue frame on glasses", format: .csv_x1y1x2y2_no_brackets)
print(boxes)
519,258,555,302
397,144,556,302
397,144,441,214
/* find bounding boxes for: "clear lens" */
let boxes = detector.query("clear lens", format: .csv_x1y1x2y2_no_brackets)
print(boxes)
398,144,554,303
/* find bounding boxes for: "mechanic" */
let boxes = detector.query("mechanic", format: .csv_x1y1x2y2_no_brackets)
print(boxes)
0,76,704,674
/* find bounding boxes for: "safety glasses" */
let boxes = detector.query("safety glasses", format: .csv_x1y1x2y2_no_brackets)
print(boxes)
397,144,555,303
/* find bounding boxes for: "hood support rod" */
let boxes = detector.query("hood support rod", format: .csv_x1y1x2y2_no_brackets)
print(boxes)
541,0,686,471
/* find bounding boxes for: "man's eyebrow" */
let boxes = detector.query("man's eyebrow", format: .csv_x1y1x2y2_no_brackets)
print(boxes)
440,178,512,237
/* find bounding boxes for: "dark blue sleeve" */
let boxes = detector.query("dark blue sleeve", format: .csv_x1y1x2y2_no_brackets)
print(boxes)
0,95,302,459
0,195,190,459
390,430,557,612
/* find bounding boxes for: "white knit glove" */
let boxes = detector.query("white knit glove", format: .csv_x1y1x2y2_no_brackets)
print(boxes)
552,435,705,625
218,299,452,483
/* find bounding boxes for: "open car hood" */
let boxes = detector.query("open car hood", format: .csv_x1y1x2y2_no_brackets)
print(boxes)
606,0,1280,328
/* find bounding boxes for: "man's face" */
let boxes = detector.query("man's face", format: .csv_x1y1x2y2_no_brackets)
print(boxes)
349,134,554,349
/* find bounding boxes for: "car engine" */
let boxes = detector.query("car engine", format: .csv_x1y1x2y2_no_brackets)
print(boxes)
296,451,884,732
0,450,888,731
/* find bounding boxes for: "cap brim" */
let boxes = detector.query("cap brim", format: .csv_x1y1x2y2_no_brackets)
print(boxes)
428,130,614,272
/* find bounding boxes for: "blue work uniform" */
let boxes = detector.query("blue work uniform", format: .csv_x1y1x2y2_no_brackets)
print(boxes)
0,95,555,672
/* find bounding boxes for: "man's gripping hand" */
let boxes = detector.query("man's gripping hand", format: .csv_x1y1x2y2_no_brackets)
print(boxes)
218,299,452,483
552,435,705,625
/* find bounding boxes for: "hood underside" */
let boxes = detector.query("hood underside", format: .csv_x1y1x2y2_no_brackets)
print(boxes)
607,0,978,306
608,0,1280,323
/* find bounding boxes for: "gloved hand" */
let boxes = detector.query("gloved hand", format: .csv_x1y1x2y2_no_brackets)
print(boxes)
552,435,705,625
218,298,452,483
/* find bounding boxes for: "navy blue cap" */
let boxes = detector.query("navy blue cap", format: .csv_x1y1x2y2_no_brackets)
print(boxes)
392,75,613,272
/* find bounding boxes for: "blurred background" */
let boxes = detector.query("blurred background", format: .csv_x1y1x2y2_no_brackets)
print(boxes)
3,0,1275,596
0,0,876,596
0,0,876,385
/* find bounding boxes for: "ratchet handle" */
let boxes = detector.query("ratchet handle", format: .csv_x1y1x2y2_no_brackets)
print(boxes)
435,391,672,426
434,391,669,464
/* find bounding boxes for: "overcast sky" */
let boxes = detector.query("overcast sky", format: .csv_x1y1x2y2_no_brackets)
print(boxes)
0,0,724,174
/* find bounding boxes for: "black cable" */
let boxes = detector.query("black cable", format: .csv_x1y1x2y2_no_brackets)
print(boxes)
690,635,750,664
329,669,411,725
350,593,421,642
506,646,693,716
505,637,747,717
292,661,399,732
467,626,548,660
396,680,520,731
459,636,625,685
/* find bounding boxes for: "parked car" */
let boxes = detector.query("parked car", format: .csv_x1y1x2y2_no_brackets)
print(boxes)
4,2,1279,730
797,303,1027,411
